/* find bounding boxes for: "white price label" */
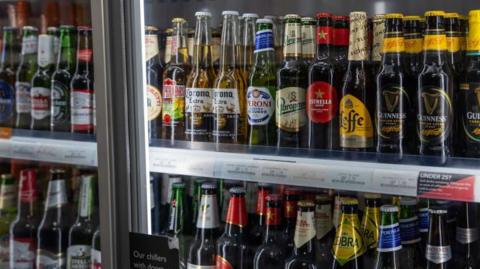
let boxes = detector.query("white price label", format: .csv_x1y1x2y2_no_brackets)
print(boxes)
373,169,418,196
216,161,259,180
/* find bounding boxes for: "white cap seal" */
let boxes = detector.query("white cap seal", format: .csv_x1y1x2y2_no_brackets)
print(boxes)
256,18,273,24
242,13,259,18
400,197,417,206
222,10,240,16
381,205,399,213
195,11,212,17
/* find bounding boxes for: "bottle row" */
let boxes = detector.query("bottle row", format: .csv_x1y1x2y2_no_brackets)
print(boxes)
146,9,480,164
0,25,96,134
0,161,101,269
152,174,477,269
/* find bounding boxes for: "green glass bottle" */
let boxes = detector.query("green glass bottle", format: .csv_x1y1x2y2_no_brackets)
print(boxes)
399,197,425,269
0,27,19,128
374,205,402,269
0,174,18,267
248,18,277,146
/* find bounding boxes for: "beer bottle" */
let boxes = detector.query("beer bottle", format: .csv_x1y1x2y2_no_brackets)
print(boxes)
417,11,454,164
418,199,431,251
185,12,215,142
211,27,221,74
339,12,375,152
454,202,480,269
31,29,56,130
374,205,402,269
307,13,338,149
187,28,195,62
51,25,76,132
276,14,308,148
250,183,272,248
332,16,350,75
376,14,410,160
253,194,285,269
164,28,174,65
445,13,463,75
67,175,98,269
247,19,277,146
331,198,366,269
403,16,424,77
15,26,38,129
145,26,163,140
0,27,19,128
36,169,71,269
187,183,220,268
216,187,250,269
70,26,94,134
91,227,101,269
425,208,452,269
213,11,247,144
434,200,456,244
9,169,40,269
301,17,316,65
398,197,424,269
240,13,258,78
162,18,190,141
0,174,18,267
372,15,386,74
282,188,300,256
459,15,468,61
457,10,480,158
315,194,334,268
361,193,381,269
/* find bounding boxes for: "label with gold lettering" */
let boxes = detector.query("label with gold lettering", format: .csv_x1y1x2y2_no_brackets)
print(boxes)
446,31,461,53
283,23,302,57
276,87,307,132
404,34,423,54
461,83,480,143
423,33,447,51
339,94,374,148
377,86,409,141
383,37,405,53
418,87,453,144
332,213,366,266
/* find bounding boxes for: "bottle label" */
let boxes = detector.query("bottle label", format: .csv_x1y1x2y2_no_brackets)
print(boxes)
266,205,281,226
0,183,17,209
52,81,69,122
145,34,160,62
283,23,301,57
284,199,297,218
446,36,461,53
307,81,338,124
404,36,423,53
256,188,270,215
426,245,452,264
418,207,429,232
37,249,66,268
294,211,316,248
362,207,380,249
247,86,274,126
372,21,385,62
377,223,402,252
213,88,240,115
187,264,215,269
315,203,333,240
460,83,480,143
456,227,480,244
162,79,186,125
77,49,93,63
383,37,405,53
276,87,306,132
196,194,220,229
225,196,247,227
333,28,349,46
255,29,274,52
91,249,101,269
186,88,213,114
423,34,447,51
0,80,14,123
15,82,31,114
339,94,374,148
31,87,50,120
399,216,421,244
332,213,366,266
146,84,162,121
10,237,36,269
467,20,480,53
46,180,67,208
165,36,173,63
22,35,38,55
167,199,179,233
216,255,233,269
67,245,91,269
79,177,93,218
38,35,55,67
418,87,453,144
317,26,333,45
71,89,94,131
302,25,316,58
20,170,38,203
348,13,369,61
377,86,409,141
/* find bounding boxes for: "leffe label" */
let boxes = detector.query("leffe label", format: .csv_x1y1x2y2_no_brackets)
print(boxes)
276,87,306,132
294,211,316,248
10,237,36,269
339,94,374,148
361,207,381,249
247,86,274,126
426,245,452,264
307,81,337,124
67,245,91,269
418,86,453,144
46,180,67,208
0,80,14,123
348,12,369,61
315,203,333,240
15,82,31,114
36,249,66,269
196,194,220,229
332,213,366,266
146,84,162,121
52,81,69,122
456,227,480,244
71,89,94,131
377,223,402,252
31,87,50,120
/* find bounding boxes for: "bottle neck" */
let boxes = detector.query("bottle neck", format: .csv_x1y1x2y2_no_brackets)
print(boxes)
423,30,448,65
283,22,302,60
253,26,275,65
192,17,213,69
171,24,189,64
1,35,17,69
58,36,76,71
17,200,38,218
219,16,239,70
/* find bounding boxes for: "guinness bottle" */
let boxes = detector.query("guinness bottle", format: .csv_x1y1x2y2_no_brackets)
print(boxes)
454,202,479,269
374,205,402,269
145,26,163,140
403,16,424,77
426,208,452,269
445,13,463,75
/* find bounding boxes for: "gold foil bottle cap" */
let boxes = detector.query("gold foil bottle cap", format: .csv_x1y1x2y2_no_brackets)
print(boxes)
348,11,369,61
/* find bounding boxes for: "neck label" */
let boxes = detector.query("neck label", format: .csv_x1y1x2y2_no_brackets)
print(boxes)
255,29,274,53
377,223,402,252
294,211,316,248
196,194,219,229
46,180,67,208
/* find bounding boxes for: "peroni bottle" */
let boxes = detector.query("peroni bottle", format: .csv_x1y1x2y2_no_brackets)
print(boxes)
361,193,381,269
0,174,18,267
374,205,402,269
454,202,480,269
425,208,452,269
399,197,424,269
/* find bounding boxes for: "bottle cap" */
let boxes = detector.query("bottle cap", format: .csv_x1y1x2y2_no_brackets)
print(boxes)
469,10,480,22
381,205,399,213
256,18,273,24
301,17,316,23
201,183,217,190
145,25,158,31
400,197,417,206
266,194,282,201
172,17,187,24
242,13,259,19
429,208,448,214
316,12,333,19
315,194,331,202
47,26,58,32
2,26,17,31
229,187,246,194
298,200,315,207
404,15,421,21
373,14,385,21
264,15,276,20
172,182,185,189
0,174,12,180
425,11,446,17
385,13,404,19
445,12,459,19
341,197,358,205
22,25,38,31
222,10,239,16
195,11,212,17
285,14,301,19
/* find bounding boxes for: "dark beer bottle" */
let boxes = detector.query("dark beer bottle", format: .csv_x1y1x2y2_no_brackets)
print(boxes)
67,174,98,269
315,194,334,268
403,16,424,77
9,169,40,269
0,173,18,267
70,26,94,134
339,12,375,152
425,208,452,269
187,183,220,268
374,205,402,269
186,12,216,142
417,11,454,164
36,169,71,269
145,26,163,140
216,187,250,269
0,27,19,128
282,188,300,256
162,18,190,142
276,14,308,148
445,13,463,75
399,197,424,269
307,13,338,150
15,26,38,129
91,227,101,269
249,183,272,248
301,17,316,66
454,202,479,269
51,25,76,132
332,16,350,76
361,193,381,269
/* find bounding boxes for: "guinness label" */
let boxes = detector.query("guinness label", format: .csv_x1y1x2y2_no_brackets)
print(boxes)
418,87,453,144
378,86,409,141
460,83,480,143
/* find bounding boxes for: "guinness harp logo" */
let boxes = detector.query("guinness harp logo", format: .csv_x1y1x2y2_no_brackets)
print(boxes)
383,90,400,113
422,92,440,115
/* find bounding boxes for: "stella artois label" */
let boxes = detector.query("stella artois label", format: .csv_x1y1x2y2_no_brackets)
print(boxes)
332,213,366,266
306,82,338,124
294,211,316,248
339,94,374,148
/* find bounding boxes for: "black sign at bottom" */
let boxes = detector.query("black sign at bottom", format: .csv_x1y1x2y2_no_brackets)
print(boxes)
129,232,179,269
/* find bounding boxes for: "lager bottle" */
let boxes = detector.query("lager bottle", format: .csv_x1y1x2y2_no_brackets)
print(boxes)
185,12,216,142
67,175,98,269
399,197,424,269
372,15,386,73
162,18,190,141
0,174,18,267
315,194,334,268
331,198,366,269
282,188,300,256
418,199,431,251
361,193,381,269
247,19,277,146
332,16,350,75
308,13,338,150
31,29,56,130
91,227,101,269
253,194,285,269
403,16,424,77
51,25,76,132
284,200,318,269
454,202,480,269
145,26,163,140
339,12,375,152
301,17,316,65
240,13,258,78
374,205,402,269
70,26,94,134
36,169,71,269
187,183,220,268
164,28,174,65
216,187,250,269
9,169,40,269
417,11,454,164
213,11,247,144
426,208,452,269
445,13,463,75
211,27,221,74
250,183,272,248
0,27,19,128
276,14,308,148
15,26,38,129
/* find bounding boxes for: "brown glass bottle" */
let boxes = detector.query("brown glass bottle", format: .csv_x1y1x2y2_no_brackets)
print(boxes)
315,194,334,268
404,16,424,77
282,188,300,256
445,13,463,75
145,26,163,140
425,208,452,269
332,16,350,77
